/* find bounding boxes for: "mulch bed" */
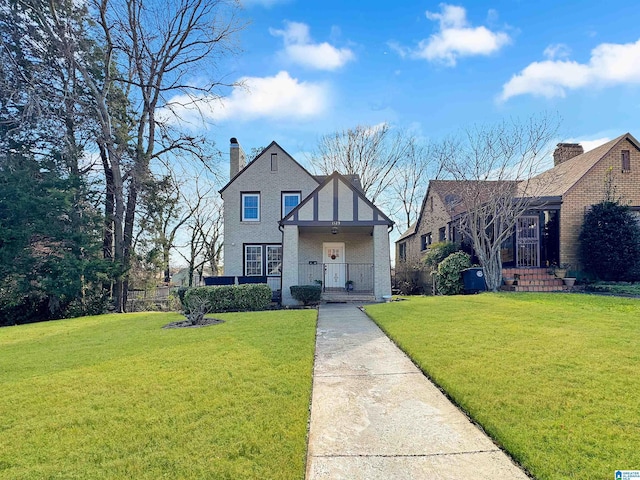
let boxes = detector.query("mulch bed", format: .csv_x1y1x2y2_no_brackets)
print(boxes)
163,317,225,329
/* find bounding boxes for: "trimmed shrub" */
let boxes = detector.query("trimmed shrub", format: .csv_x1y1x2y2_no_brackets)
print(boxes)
579,201,640,281
423,242,460,271
436,251,471,295
232,284,272,311
183,284,272,317
290,285,322,306
176,287,190,309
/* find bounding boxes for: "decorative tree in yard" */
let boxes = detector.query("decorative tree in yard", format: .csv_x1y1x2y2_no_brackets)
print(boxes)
438,116,559,291
579,201,640,281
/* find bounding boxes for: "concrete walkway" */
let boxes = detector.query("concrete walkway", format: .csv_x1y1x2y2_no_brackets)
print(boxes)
306,303,530,480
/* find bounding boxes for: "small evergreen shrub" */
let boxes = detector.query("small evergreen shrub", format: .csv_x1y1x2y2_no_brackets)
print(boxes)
290,285,322,306
436,251,471,295
579,201,640,281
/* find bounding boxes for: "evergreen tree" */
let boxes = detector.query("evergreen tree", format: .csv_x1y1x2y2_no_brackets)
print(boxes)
578,201,640,281
0,152,110,325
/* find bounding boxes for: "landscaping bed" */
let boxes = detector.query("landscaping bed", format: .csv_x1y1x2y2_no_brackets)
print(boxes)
365,293,640,480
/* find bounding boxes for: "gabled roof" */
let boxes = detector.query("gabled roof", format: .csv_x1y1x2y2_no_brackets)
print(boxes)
522,133,640,197
396,222,417,242
219,140,318,194
280,170,393,226
395,179,517,244
313,174,364,192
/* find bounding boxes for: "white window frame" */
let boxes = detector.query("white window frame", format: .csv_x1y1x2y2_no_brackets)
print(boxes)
266,245,282,276
241,193,260,222
244,245,263,276
282,192,301,218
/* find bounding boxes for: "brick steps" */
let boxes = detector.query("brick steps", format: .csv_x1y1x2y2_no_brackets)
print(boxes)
501,267,568,292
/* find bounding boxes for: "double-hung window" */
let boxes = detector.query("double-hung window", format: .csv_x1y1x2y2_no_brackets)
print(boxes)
399,242,407,262
282,192,301,218
241,193,260,221
421,233,432,251
266,245,282,276
244,245,262,275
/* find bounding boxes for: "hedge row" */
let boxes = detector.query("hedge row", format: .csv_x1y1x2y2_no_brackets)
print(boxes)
183,284,272,314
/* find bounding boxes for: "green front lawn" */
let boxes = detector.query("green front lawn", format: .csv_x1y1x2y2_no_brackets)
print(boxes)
366,294,640,480
0,310,317,479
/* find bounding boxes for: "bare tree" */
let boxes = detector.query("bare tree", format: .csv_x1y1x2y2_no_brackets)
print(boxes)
79,0,243,310
439,115,560,291
137,166,212,284
174,183,224,286
309,124,412,204
389,139,443,231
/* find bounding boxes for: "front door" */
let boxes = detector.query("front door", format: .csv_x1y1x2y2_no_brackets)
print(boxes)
323,242,346,289
516,216,540,267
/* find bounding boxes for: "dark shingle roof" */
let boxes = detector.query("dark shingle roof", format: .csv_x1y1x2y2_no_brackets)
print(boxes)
522,133,639,197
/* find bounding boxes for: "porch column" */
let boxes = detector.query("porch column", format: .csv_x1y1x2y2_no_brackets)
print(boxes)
281,224,299,306
373,224,391,301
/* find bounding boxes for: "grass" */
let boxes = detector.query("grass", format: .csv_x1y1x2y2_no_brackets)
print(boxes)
366,293,640,480
0,310,317,479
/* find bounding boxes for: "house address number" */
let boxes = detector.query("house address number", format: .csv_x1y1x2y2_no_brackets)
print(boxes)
331,221,341,226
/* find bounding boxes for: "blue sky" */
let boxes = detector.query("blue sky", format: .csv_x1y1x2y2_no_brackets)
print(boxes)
169,0,640,168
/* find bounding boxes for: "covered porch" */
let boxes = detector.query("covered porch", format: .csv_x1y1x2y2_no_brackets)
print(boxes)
279,172,394,306
281,224,390,305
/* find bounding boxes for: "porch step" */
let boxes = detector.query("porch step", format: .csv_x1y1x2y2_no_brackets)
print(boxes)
501,267,568,292
322,292,376,303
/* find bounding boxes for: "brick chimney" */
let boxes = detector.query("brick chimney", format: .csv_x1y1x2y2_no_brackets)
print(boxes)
553,143,584,166
229,137,246,179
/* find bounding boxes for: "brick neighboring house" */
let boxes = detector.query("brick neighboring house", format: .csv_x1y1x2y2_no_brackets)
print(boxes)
219,138,394,305
396,132,640,286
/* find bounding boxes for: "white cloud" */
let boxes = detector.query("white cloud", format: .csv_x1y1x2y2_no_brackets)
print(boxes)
501,38,640,101
565,137,611,153
392,4,510,66
270,21,355,70
543,43,571,60
161,71,329,125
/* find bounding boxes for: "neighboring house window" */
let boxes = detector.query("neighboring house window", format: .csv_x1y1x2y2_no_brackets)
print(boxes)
267,245,282,276
282,192,301,218
399,242,407,262
245,245,262,275
439,227,446,242
241,192,260,221
430,197,434,212
421,233,432,250
622,150,631,172
271,153,278,172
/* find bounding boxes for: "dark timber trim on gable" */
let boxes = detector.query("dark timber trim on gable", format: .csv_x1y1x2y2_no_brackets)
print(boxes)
279,171,394,227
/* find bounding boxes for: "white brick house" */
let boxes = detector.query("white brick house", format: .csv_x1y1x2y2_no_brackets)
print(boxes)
219,138,394,305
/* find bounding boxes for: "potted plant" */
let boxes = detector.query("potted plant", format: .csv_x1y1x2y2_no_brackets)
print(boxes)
345,280,354,291
550,263,570,279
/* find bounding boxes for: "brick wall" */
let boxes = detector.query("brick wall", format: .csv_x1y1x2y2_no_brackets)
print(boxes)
396,189,452,267
560,138,640,268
